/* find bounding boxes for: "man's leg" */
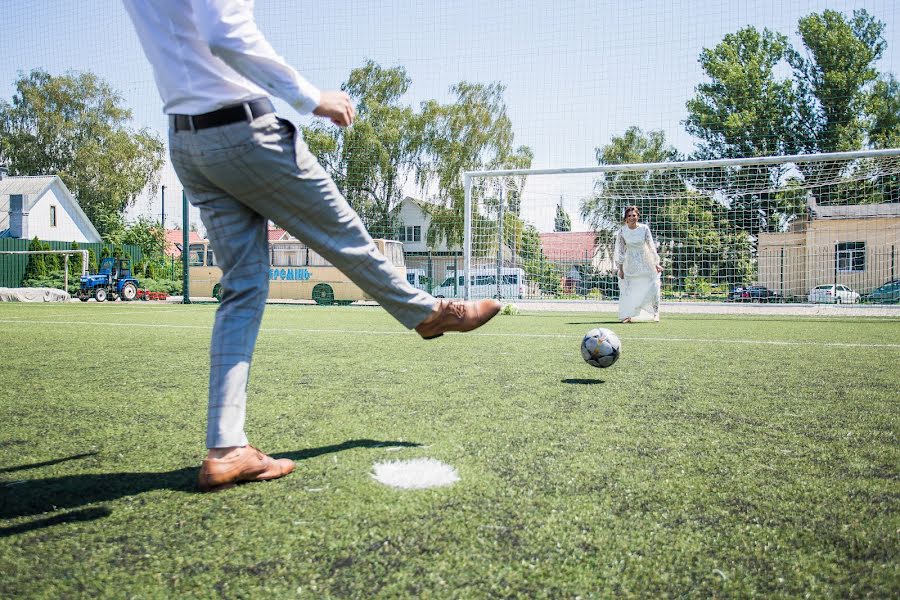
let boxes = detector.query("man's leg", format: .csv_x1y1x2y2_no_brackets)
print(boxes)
191,192,270,448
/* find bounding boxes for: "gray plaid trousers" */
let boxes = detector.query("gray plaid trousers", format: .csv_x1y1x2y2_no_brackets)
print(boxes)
169,111,435,448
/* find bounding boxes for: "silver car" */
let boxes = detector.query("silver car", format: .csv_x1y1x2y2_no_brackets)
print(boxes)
807,284,860,304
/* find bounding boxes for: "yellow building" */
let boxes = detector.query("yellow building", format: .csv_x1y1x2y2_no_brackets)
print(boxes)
758,198,900,300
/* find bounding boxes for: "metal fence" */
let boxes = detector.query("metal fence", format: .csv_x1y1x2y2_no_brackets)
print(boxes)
0,238,143,288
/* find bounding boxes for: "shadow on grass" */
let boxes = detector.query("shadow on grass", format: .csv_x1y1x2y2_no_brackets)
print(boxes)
567,321,622,326
561,378,604,385
0,439,420,534
0,452,98,474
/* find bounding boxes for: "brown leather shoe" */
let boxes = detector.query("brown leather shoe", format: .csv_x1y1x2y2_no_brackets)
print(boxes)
415,298,502,340
197,445,295,492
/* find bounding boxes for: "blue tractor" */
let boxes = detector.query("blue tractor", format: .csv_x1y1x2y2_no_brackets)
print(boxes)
77,257,140,302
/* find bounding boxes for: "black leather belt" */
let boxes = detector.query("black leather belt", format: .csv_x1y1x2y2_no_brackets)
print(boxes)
173,98,275,131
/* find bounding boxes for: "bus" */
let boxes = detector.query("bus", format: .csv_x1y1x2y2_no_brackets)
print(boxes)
188,238,407,304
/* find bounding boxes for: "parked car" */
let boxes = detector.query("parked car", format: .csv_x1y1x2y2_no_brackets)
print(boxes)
861,279,900,304
728,285,783,303
807,284,860,304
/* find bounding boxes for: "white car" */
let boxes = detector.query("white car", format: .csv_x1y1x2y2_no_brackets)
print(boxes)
808,284,860,304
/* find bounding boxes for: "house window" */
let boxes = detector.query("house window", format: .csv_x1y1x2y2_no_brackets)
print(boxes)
397,225,421,243
835,242,865,272
50,205,57,227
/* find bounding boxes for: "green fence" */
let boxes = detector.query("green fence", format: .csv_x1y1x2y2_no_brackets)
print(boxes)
0,238,143,288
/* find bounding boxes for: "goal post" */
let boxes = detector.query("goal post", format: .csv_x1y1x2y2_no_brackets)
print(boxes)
0,249,89,293
461,148,900,303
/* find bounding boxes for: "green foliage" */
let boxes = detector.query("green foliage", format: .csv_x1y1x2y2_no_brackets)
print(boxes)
554,200,572,232
42,241,59,271
22,237,47,279
685,27,801,159
684,268,713,297
87,248,98,272
581,126,682,238
122,216,166,263
788,9,886,153
0,69,165,236
22,270,79,294
67,240,82,280
138,277,181,295
868,74,900,149
418,81,533,248
301,61,421,239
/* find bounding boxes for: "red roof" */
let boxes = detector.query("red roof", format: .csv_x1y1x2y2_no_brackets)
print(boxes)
268,228,288,241
538,232,599,262
165,229,203,256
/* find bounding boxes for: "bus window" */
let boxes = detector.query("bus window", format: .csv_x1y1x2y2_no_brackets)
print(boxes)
207,248,216,267
272,243,307,266
383,241,405,267
308,248,332,267
188,244,205,266
474,275,494,286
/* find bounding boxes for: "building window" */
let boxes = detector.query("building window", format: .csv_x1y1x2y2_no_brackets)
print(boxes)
835,242,865,272
50,205,57,227
397,225,421,243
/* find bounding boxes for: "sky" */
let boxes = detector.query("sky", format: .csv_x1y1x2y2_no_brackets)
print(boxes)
2,0,898,232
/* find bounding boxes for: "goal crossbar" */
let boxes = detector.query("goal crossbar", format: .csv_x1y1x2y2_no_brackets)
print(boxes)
463,148,900,179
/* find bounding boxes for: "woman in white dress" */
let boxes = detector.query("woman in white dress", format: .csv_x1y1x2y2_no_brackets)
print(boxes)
615,206,662,323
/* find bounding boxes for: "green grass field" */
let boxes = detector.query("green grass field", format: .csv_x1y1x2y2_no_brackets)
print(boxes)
1,303,897,598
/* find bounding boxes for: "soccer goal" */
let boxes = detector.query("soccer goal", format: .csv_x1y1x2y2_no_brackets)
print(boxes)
458,148,900,304
0,249,89,293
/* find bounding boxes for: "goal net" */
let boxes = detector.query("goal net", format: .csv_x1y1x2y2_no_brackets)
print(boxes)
452,149,900,303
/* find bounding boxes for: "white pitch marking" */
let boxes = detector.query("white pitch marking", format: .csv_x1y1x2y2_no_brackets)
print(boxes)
372,458,459,489
1,319,899,349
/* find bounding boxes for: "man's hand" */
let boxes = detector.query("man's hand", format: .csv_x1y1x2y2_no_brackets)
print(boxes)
313,90,355,127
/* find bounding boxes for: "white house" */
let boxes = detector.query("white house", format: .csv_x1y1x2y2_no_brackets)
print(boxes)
0,175,102,243
393,196,454,253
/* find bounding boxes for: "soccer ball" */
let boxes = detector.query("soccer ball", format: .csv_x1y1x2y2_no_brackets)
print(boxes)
581,328,621,368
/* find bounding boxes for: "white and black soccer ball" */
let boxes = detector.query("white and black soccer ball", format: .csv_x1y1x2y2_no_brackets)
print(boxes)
581,327,621,368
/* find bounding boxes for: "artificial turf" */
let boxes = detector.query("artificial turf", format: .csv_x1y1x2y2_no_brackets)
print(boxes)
0,303,897,598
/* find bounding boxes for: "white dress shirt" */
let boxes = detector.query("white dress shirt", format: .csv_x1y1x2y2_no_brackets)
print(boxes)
123,0,321,116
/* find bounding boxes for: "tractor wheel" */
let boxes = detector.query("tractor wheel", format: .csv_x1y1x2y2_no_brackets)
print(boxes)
79,295,89,302
213,283,223,302
121,282,137,301
311,283,335,305
94,288,108,302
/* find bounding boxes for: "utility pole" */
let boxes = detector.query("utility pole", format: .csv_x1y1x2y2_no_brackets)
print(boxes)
182,190,191,304
160,185,166,258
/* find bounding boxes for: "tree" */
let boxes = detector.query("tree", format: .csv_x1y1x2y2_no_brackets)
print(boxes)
68,240,82,281
301,60,422,239
788,9,886,153
685,27,802,159
122,216,166,262
554,199,572,232
580,126,681,238
22,237,47,280
868,74,900,149
418,81,533,252
0,69,165,236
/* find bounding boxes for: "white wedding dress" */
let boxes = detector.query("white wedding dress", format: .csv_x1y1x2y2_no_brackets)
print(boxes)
615,223,661,322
